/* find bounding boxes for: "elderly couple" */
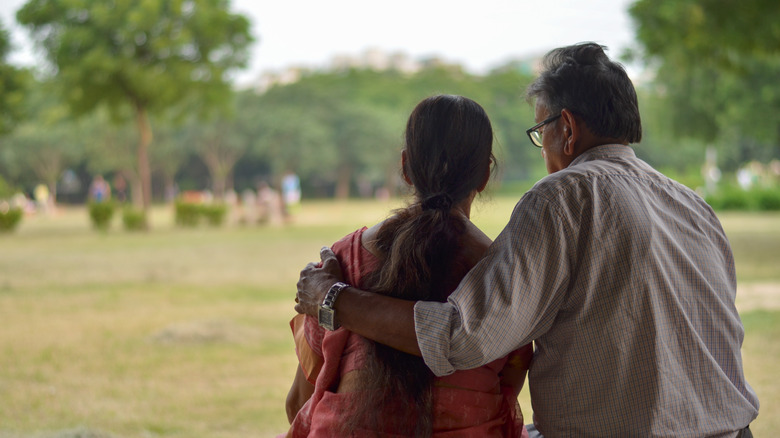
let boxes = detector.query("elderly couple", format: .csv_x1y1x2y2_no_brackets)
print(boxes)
281,43,759,437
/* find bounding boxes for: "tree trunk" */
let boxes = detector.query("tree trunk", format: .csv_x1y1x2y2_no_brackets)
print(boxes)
134,103,153,228
133,103,152,230
335,164,352,199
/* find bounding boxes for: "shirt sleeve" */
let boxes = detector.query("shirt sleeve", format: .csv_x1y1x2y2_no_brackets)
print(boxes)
414,191,574,376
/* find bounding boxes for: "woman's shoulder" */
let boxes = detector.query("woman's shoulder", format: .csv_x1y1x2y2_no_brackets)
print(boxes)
359,222,383,259
456,219,493,270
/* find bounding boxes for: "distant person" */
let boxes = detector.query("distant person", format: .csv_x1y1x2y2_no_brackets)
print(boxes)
282,171,301,207
33,183,50,215
295,43,759,437
88,175,111,203
284,95,532,437
113,174,127,203
258,182,284,226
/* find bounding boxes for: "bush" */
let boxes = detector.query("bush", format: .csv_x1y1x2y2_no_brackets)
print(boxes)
175,202,201,227
88,202,115,230
201,204,227,227
705,185,780,211
0,204,23,233
122,208,147,231
756,188,780,211
174,202,227,227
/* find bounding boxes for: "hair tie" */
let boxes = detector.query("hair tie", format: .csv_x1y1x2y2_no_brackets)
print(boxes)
421,193,453,211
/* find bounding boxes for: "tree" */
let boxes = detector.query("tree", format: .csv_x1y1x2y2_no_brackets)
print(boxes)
0,19,30,136
81,110,140,204
2,81,85,204
629,0,780,168
17,0,253,224
186,112,245,200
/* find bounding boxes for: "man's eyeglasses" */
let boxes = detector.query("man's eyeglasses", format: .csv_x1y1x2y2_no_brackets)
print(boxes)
526,114,561,148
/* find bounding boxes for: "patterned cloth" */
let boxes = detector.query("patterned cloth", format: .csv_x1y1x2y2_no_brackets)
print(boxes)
288,228,532,437
415,144,760,437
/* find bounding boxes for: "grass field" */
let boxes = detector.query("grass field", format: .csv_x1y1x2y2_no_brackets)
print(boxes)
0,197,777,437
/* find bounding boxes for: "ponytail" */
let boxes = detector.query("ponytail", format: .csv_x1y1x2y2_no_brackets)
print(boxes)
343,203,466,437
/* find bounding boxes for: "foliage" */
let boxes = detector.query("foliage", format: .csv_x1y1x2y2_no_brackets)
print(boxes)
0,205,22,232
88,201,115,230
0,173,14,199
17,0,254,211
249,66,538,198
0,19,30,135
183,102,247,200
200,203,227,226
2,81,87,203
174,201,226,227
705,185,780,211
628,0,780,169
174,201,201,227
122,207,146,231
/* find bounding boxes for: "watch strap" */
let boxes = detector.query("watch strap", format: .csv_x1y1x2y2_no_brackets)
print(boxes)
321,281,349,310
318,281,350,330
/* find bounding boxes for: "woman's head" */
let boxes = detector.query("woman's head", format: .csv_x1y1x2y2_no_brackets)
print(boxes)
403,95,495,208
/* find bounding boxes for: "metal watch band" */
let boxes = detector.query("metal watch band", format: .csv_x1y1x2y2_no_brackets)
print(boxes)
318,281,350,331
321,281,349,309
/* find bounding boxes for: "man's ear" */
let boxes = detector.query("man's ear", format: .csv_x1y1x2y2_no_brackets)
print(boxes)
560,109,580,156
401,150,413,185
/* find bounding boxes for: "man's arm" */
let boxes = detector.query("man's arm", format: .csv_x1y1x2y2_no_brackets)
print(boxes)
295,247,421,356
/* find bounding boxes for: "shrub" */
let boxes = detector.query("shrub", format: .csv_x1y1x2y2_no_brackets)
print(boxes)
174,201,201,227
0,204,23,233
201,204,227,227
174,202,227,227
755,188,780,211
122,207,147,231
705,185,780,211
88,202,115,230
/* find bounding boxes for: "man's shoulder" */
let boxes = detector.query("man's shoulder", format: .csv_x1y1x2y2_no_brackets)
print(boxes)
527,162,599,199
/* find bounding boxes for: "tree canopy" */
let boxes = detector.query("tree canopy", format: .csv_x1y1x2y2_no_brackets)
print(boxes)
17,0,253,223
629,0,780,167
0,19,30,135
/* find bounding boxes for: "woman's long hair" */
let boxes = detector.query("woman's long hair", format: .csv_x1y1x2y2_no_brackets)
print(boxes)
344,95,495,436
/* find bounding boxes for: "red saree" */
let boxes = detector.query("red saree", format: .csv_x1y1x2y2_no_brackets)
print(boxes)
287,228,531,437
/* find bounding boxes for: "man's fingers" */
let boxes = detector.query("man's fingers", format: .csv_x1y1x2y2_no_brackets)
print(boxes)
320,247,341,275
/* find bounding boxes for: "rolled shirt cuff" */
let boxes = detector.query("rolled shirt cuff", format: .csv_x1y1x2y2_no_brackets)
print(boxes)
414,300,458,376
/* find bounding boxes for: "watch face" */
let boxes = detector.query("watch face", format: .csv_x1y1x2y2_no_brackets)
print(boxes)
318,307,336,330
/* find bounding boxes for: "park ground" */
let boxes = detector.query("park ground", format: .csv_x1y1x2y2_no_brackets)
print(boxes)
0,198,777,437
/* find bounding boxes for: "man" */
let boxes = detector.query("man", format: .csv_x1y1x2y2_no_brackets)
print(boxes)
295,43,759,437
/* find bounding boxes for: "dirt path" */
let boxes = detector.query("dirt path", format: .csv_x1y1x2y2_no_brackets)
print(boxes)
736,282,780,312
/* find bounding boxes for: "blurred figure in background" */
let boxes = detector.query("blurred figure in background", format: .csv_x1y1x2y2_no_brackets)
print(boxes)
34,183,51,215
282,171,301,216
88,175,111,203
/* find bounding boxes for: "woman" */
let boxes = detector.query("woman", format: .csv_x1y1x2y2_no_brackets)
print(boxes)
284,95,532,437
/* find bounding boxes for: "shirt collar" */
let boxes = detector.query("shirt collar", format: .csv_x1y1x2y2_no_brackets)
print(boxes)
569,144,636,168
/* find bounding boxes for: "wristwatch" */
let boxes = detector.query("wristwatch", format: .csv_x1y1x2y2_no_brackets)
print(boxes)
318,281,350,331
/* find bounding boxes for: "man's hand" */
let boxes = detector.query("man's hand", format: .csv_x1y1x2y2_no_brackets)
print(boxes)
295,247,344,316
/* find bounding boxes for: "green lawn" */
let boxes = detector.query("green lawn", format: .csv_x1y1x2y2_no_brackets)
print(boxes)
0,198,776,437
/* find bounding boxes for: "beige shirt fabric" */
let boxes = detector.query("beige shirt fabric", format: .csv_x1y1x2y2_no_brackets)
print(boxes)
414,144,759,437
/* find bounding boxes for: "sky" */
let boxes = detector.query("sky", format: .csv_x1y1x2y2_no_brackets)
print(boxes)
1,0,639,84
